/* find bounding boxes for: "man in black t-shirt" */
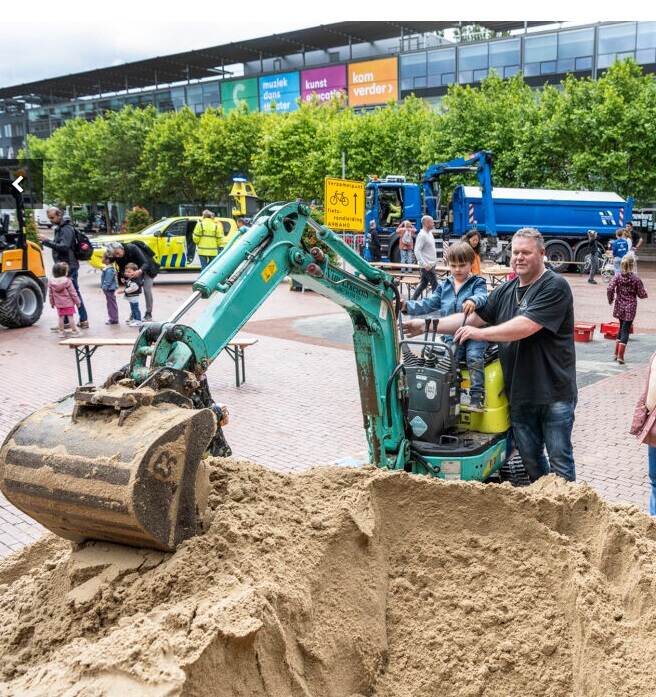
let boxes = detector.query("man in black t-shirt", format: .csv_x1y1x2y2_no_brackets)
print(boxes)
403,227,577,482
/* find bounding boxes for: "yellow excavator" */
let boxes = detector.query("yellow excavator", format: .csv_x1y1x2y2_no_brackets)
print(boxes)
0,202,516,552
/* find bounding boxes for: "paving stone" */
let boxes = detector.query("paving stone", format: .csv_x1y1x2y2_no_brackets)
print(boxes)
1,257,655,557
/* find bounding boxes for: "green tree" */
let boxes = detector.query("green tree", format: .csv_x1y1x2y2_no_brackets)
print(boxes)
252,100,341,201
186,106,264,203
140,107,198,204
427,73,539,188
98,106,157,204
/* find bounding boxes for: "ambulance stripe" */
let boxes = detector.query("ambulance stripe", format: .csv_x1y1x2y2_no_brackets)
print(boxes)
180,253,187,268
170,254,178,268
160,255,168,267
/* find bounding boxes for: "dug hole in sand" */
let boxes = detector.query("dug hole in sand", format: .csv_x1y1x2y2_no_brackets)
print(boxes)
1,459,656,696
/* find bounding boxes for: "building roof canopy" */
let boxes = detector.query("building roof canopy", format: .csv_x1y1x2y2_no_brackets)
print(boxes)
0,21,554,102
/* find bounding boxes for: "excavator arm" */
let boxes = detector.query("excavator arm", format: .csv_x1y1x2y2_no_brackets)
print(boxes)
0,202,412,551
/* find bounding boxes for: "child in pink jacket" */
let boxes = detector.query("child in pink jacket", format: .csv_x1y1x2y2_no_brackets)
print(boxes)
49,262,81,337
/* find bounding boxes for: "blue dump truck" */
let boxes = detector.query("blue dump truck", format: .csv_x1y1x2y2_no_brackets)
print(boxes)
365,151,634,271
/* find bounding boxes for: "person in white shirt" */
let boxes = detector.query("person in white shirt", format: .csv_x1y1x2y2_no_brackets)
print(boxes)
412,215,439,300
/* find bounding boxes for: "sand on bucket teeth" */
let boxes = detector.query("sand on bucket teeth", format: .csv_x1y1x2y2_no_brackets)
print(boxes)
0,387,216,551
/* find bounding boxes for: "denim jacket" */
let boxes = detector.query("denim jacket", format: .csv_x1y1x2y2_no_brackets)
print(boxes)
406,274,488,320
100,265,118,292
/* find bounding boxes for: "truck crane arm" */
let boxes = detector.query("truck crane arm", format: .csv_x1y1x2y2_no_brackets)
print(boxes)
421,150,497,236
0,202,414,552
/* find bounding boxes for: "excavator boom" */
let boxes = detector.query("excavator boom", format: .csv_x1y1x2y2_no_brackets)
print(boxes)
0,202,410,551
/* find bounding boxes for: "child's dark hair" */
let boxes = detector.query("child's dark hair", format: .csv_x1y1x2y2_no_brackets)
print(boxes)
447,242,475,265
102,254,113,265
462,229,481,251
52,262,68,278
125,262,139,271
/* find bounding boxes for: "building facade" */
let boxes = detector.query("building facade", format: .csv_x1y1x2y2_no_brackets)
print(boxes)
1,21,654,158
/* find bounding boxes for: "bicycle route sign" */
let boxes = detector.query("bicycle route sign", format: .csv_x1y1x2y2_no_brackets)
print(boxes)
324,177,365,232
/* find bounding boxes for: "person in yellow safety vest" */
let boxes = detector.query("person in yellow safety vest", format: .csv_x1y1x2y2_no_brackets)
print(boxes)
193,209,224,270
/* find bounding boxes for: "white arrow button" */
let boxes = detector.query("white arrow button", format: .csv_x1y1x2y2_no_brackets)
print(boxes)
12,176,24,193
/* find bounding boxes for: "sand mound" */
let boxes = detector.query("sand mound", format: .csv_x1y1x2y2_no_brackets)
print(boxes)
2,460,656,696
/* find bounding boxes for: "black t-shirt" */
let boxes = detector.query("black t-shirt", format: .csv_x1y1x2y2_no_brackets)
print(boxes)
477,270,577,406
631,229,641,247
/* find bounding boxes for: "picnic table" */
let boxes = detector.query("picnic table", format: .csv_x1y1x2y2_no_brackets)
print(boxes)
59,335,258,388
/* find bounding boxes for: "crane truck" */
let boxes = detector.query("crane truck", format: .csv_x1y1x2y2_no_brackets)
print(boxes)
365,151,634,271
0,201,520,553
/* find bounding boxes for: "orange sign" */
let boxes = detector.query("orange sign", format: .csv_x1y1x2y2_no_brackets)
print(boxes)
348,57,398,107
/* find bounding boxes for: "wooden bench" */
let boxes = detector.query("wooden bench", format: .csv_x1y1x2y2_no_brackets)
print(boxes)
59,336,258,388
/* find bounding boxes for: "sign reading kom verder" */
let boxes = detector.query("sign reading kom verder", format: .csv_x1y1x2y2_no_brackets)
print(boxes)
301,65,347,103
259,72,301,113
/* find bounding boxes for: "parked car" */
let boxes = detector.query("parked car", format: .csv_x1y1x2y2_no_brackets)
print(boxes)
88,216,238,271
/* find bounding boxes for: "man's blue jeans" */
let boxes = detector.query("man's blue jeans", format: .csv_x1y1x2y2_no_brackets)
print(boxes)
69,268,88,323
510,399,577,482
649,446,656,516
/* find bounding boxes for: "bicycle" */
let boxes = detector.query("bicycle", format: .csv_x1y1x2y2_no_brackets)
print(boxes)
329,191,349,206
583,252,614,283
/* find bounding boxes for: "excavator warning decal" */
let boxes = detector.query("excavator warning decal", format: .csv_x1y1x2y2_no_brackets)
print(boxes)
261,260,277,283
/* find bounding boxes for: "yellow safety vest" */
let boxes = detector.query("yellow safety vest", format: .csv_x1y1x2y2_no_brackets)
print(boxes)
192,218,223,257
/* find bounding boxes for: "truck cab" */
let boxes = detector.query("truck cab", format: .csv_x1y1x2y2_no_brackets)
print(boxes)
364,176,422,261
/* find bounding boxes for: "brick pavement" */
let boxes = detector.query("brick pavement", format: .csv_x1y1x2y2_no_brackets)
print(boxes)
0,260,654,557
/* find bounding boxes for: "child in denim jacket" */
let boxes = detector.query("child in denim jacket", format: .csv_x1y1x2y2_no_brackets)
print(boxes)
402,243,488,411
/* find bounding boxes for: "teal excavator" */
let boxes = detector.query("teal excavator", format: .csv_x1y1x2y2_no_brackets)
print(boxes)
0,202,514,552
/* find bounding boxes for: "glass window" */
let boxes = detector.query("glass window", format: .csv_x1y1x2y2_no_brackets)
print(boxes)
525,34,557,63
617,51,636,61
489,38,520,68
557,58,575,73
459,43,488,71
597,54,615,70
575,56,593,71
202,81,219,109
458,70,473,84
171,87,186,110
441,73,455,85
156,90,174,112
558,28,594,59
504,65,520,78
637,22,656,49
598,23,636,54
523,63,540,77
427,48,455,87
541,61,557,74
636,48,656,64
474,69,488,81
401,52,427,91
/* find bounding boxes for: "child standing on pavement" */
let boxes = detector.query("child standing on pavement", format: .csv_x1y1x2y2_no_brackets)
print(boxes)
607,255,647,365
100,254,119,325
401,243,488,411
49,262,80,338
122,262,144,327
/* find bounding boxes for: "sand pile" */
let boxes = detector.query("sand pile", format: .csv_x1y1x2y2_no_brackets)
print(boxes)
2,460,656,696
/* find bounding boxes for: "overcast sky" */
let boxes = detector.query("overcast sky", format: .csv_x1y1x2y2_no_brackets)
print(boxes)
1,1,651,88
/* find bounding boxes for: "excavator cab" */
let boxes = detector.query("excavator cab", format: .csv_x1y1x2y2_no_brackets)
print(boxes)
0,178,47,328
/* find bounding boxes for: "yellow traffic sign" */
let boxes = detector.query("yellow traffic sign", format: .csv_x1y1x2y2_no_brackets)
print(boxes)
324,177,365,232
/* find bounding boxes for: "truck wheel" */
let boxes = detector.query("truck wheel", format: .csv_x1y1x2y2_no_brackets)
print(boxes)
0,275,44,328
574,241,604,268
544,240,572,273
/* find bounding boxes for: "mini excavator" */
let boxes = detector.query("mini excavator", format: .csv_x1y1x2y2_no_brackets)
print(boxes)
0,202,512,552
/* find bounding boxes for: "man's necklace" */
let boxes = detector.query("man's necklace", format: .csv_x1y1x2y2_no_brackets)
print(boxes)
515,268,548,306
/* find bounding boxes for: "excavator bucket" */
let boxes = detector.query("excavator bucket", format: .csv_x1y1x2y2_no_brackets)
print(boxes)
0,387,217,551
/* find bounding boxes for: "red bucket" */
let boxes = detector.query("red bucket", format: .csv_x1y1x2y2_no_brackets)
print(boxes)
574,322,596,342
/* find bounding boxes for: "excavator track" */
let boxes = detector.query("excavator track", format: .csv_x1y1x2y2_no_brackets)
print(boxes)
0,387,217,551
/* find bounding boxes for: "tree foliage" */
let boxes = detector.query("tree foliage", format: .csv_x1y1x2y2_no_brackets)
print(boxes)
31,59,656,209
